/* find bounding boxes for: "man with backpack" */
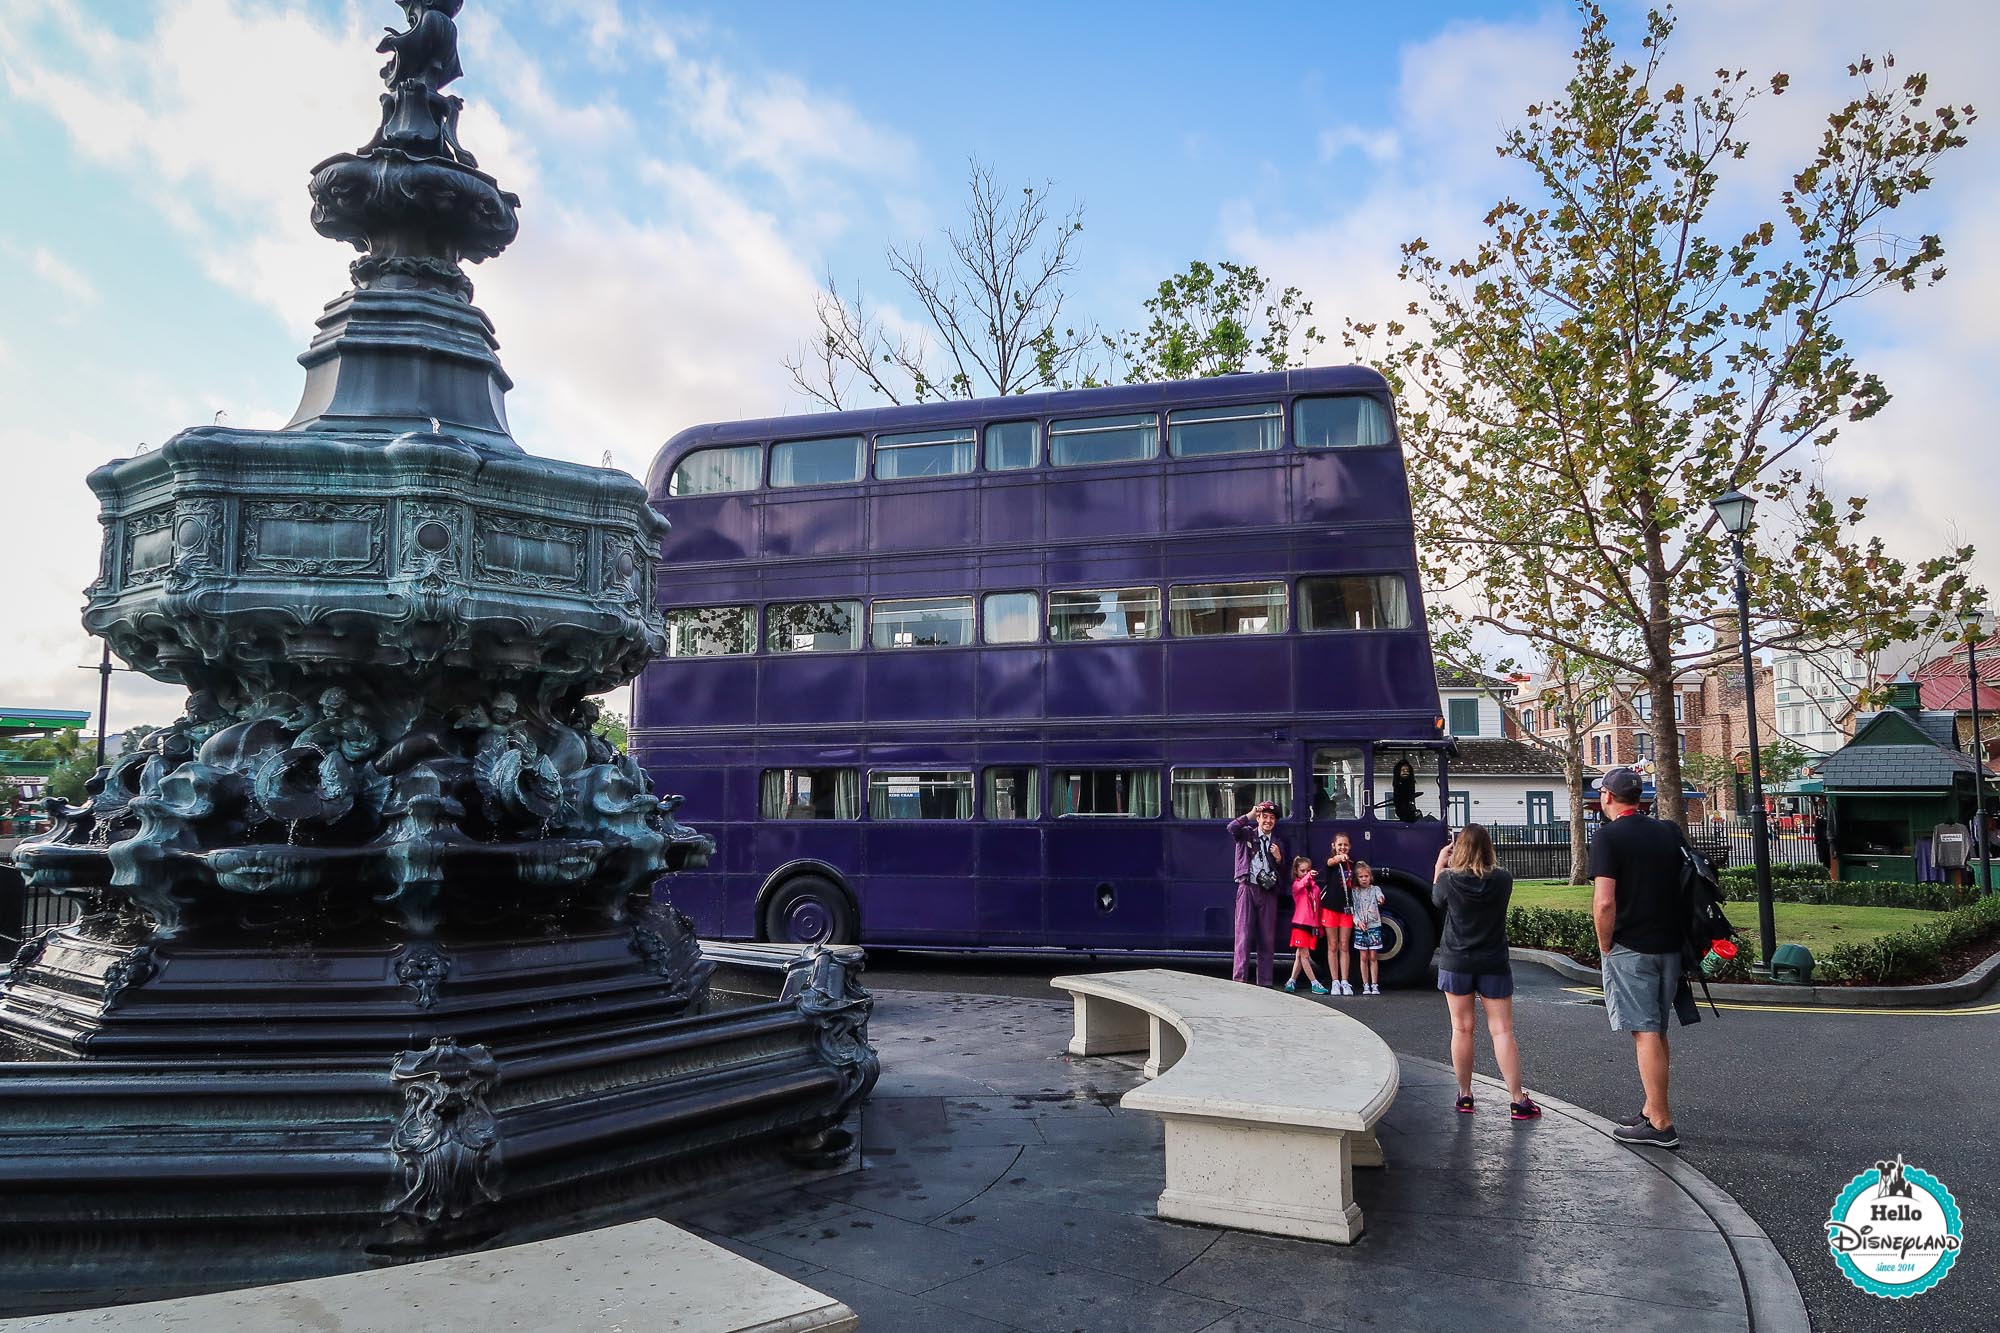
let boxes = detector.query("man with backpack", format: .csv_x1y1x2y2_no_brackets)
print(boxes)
1588,768,1693,1149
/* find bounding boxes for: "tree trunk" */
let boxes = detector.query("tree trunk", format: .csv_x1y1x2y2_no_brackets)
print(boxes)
1565,743,1588,885
1640,520,1687,830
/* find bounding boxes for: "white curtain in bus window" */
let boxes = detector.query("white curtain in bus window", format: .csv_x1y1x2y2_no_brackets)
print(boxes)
875,427,976,480
1294,395,1393,448
760,767,862,819
1168,402,1282,458
765,600,863,653
1168,581,1288,636
871,596,975,648
1048,587,1160,641
664,605,754,656
1051,768,1161,817
982,592,1039,644
1374,747,1440,823
1311,747,1366,820
668,444,762,496
770,435,864,487
984,767,1041,819
984,421,1039,471
1049,413,1159,467
867,771,975,819
1298,575,1411,631
1171,767,1291,819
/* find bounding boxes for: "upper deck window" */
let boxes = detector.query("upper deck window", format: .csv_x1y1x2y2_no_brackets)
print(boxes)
1168,402,1282,458
868,771,975,820
766,600,863,653
871,596,975,648
985,767,1040,819
1052,768,1160,818
982,592,1039,644
668,445,761,496
1048,587,1160,642
771,435,864,487
761,767,860,819
875,427,975,480
1169,581,1288,636
1295,395,1393,448
1049,413,1159,467
1299,575,1411,631
665,605,755,656
985,421,1038,471
1172,766,1292,819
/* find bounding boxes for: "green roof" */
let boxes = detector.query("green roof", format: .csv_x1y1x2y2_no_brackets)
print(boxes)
1818,743,1977,791
0,708,90,737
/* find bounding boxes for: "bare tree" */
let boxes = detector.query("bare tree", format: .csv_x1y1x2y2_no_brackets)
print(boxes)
786,161,1099,407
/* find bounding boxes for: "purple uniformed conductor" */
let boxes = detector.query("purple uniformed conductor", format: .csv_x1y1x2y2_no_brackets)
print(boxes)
1227,800,1285,986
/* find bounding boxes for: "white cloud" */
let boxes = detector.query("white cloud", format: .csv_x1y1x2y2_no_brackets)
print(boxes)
1317,125,1400,164
28,245,98,306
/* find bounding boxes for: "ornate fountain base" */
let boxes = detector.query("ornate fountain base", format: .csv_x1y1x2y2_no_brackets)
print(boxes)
0,915,876,1317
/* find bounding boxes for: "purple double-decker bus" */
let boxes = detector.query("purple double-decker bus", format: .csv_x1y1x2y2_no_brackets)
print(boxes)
636,365,1455,985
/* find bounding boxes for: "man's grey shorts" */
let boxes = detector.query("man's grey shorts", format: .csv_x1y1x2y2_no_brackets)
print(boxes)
1603,945,1682,1033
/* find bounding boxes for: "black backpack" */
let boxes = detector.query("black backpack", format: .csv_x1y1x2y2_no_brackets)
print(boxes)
1676,838,1742,1018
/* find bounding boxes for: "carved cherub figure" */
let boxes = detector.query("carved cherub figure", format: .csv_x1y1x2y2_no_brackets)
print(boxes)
365,0,477,166
297,686,382,764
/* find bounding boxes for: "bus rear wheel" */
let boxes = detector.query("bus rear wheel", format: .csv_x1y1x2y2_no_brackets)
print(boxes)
762,875,857,947
1374,883,1438,990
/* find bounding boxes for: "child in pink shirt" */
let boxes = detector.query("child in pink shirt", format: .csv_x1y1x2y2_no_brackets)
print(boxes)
1283,857,1329,994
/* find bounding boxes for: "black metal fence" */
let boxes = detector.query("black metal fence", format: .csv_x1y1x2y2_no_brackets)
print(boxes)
1484,813,1820,880
0,852,81,959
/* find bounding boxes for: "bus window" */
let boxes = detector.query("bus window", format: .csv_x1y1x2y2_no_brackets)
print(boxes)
875,428,976,480
1049,413,1159,467
761,767,861,819
668,444,761,496
1052,769,1160,817
1373,747,1440,823
868,771,974,819
765,600,862,653
982,592,1039,644
1048,587,1159,641
1311,747,1366,820
1295,395,1393,448
984,767,1040,819
1299,575,1410,631
985,420,1038,471
1168,402,1281,458
871,596,974,648
770,435,864,487
665,605,754,656
1169,582,1288,636
1171,767,1291,819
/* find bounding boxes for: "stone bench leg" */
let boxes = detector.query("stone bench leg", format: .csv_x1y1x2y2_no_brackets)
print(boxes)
1143,1015,1187,1079
1153,1116,1366,1244
1066,993,1150,1057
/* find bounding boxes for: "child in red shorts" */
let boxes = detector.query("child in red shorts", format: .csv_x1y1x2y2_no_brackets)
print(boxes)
1283,856,1328,994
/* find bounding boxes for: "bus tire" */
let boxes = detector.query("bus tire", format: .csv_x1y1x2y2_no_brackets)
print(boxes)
761,875,858,947
1374,883,1438,990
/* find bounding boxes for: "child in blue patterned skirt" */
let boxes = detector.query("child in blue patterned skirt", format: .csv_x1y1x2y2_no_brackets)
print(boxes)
1349,861,1386,995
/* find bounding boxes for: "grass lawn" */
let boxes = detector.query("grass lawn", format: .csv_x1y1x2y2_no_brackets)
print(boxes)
1508,881,1938,957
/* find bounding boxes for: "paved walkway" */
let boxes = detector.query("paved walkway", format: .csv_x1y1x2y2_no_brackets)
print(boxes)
671,989,1806,1333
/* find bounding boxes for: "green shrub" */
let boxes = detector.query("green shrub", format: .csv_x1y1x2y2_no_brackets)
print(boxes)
1718,862,1826,890
1815,894,2000,985
1506,905,1600,964
1716,876,1967,912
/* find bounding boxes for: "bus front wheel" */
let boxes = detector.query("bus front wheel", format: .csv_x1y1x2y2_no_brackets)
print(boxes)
1374,884,1439,990
762,875,857,947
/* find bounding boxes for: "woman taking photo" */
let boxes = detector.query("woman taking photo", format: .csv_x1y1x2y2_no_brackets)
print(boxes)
1432,825,1539,1120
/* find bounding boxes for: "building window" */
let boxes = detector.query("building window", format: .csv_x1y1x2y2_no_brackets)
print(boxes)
1634,693,1652,721
1168,582,1287,636
1526,791,1555,825
1297,575,1410,631
982,592,1039,644
1311,746,1366,820
1675,695,1686,721
1049,413,1159,467
1592,697,1610,723
1521,708,1537,733
871,596,975,648
875,427,975,480
984,420,1038,471
984,767,1040,820
1048,587,1159,641
1448,791,1471,826
667,444,761,497
868,771,975,820
1168,402,1282,458
665,605,754,657
1294,395,1393,448
770,435,864,487
764,600,862,653
1634,733,1651,760
1051,768,1160,817
1171,766,1291,819
760,768,861,819
1447,698,1481,737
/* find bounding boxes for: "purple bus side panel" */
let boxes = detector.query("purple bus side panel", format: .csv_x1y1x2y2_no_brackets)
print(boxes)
867,654,980,722
872,486,977,552
980,483,1044,546
1044,643,1165,718
1167,464,1287,532
976,651,1045,719
763,494,864,559
761,657,867,726
661,494,754,562
1046,473,1155,541
1165,638,1291,718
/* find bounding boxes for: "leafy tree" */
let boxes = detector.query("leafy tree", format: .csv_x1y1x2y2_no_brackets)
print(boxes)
1681,750,1740,810
0,778,20,812
1366,2,1979,827
118,724,160,756
20,729,87,764
1117,261,1322,382
591,708,629,753
1755,737,1814,793
44,751,97,805
786,161,1097,406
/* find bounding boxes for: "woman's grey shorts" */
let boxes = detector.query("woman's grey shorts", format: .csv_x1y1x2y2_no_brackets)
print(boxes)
1602,945,1682,1033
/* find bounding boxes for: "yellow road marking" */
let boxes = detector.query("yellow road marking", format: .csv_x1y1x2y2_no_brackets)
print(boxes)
1559,985,2000,1017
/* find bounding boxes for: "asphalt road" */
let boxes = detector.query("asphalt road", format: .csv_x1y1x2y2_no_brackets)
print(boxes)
863,950,1996,1333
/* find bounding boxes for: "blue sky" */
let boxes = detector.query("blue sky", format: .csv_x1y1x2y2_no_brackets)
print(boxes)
1,0,1993,728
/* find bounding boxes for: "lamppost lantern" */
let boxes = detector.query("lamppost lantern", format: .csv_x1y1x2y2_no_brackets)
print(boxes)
1711,489,1757,536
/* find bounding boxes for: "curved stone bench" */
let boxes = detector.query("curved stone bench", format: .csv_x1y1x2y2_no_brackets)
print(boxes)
1052,968,1398,1244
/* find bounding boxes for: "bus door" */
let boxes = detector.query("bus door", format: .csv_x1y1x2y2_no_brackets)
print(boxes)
1043,767,1168,948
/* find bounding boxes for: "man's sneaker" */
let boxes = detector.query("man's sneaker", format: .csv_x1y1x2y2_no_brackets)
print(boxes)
1510,1098,1542,1121
1613,1118,1681,1149
1454,1095,1476,1114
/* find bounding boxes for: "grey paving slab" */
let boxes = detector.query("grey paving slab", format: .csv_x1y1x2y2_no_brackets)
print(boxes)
752,1208,1021,1297
679,1187,867,1243
927,1254,1236,1333
1351,1161,1714,1232
1186,1310,1338,1333
799,1141,1025,1222
928,1190,1221,1285
797,1268,1017,1333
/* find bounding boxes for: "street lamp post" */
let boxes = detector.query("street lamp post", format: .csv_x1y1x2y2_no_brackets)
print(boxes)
1712,490,1776,971
1967,606,1995,893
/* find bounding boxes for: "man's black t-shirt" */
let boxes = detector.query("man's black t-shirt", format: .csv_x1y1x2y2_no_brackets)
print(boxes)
1587,812,1684,954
